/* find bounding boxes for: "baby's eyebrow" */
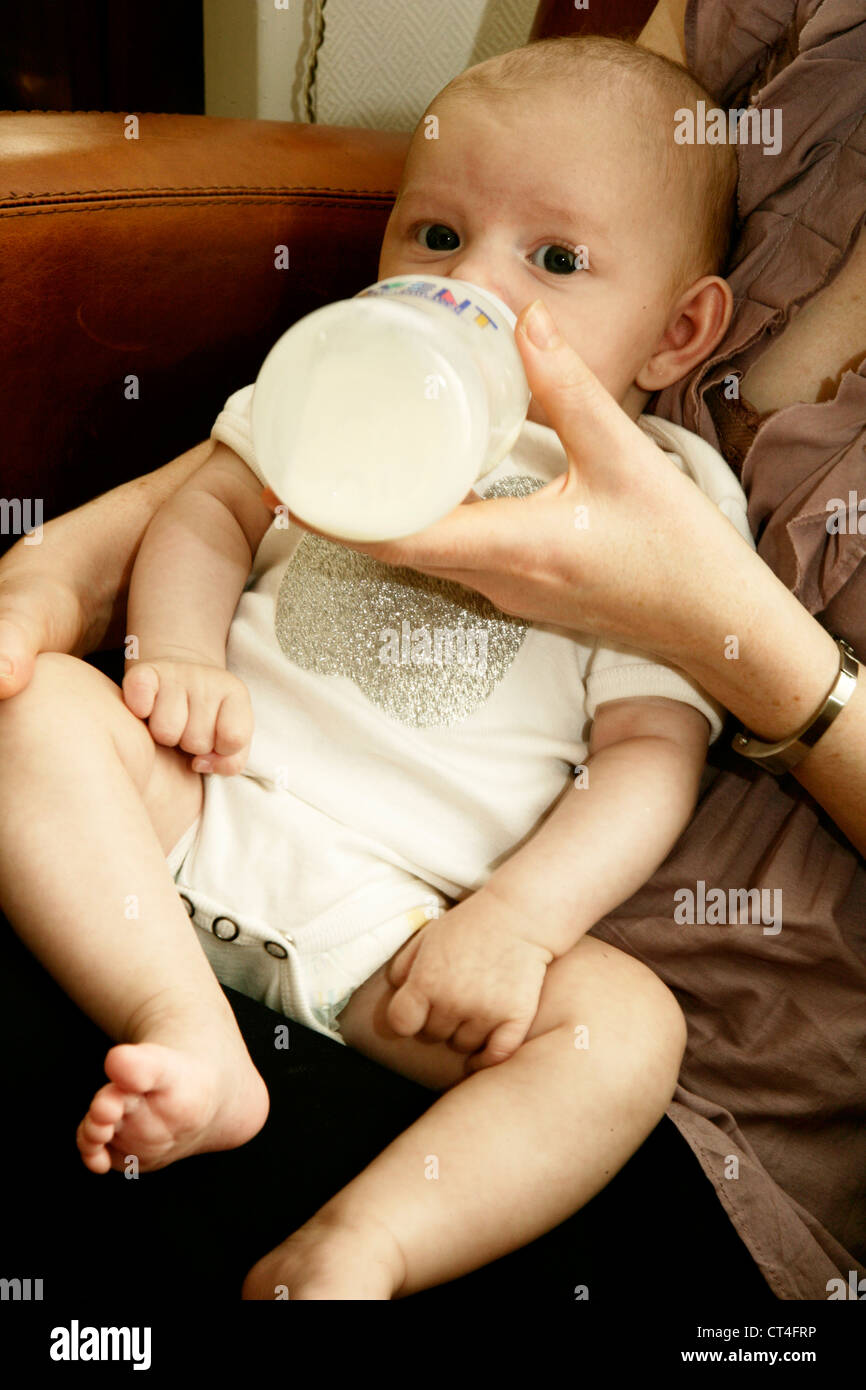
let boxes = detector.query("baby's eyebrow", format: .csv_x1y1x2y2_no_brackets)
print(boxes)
398,186,608,240
526,197,608,240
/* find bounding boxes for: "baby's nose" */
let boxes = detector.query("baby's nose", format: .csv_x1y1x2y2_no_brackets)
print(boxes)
451,269,511,313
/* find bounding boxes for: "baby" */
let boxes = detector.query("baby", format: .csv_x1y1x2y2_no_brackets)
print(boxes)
0,36,754,1299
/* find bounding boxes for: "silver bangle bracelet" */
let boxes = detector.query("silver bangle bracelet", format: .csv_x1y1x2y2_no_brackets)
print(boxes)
731,635,860,776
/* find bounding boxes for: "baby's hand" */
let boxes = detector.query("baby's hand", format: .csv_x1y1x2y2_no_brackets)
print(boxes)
385,892,554,1073
122,657,253,775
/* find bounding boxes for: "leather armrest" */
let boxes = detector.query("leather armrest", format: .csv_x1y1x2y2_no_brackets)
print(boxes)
0,113,410,517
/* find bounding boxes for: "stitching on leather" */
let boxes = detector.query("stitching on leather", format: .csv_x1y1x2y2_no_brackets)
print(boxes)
0,109,151,115
2,185,398,200
0,195,395,219
0,109,309,117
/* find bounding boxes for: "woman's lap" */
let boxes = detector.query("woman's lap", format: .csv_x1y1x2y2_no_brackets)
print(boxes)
1,902,775,1302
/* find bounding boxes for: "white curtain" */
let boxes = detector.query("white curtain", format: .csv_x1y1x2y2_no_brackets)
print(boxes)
315,0,539,132
205,0,539,130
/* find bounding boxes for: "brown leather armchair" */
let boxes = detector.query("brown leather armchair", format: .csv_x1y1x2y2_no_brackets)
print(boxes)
0,0,655,521
0,0,764,1314
0,115,410,520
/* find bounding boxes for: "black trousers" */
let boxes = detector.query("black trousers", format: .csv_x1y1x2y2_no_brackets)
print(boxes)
1,919,775,1306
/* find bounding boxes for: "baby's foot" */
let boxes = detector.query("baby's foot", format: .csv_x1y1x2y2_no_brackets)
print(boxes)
242,1212,407,1301
76,1039,269,1174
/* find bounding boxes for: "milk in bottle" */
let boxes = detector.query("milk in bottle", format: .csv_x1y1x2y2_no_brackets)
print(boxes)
250,275,531,541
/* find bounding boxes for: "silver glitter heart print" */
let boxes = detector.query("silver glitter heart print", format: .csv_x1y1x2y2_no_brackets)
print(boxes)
274,475,546,728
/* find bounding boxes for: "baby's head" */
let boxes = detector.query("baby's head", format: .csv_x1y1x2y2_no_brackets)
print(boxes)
378,36,738,425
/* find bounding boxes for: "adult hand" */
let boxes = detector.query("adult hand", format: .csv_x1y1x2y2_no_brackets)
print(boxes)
278,309,855,855
266,300,755,667
0,440,212,700
0,558,91,698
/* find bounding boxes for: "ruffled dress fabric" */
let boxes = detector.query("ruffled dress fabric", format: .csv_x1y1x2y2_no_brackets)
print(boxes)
585,0,866,1297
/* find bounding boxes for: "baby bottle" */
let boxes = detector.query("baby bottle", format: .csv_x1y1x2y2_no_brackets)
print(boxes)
250,274,530,541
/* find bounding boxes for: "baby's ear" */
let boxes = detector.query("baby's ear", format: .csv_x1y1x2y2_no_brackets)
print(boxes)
637,276,734,391
698,274,735,353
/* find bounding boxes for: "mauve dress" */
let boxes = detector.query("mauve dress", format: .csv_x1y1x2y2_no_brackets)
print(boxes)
586,0,866,1298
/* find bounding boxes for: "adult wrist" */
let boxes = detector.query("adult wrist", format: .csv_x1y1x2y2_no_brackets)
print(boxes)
659,551,842,745
731,635,859,775
53,503,128,656
2,514,101,659
60,447,213,657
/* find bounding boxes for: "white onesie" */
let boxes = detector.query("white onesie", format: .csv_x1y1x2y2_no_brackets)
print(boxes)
165,383,756,1043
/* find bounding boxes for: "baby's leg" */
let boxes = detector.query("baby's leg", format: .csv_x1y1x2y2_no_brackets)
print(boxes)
243,936,686,1299
0,652,268,1173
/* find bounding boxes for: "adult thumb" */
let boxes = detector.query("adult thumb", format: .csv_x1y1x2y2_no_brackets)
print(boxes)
0,613,37,698
514,300,639,472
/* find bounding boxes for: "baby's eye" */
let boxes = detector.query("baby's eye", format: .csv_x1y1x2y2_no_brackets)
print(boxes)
530,244,580,275
414,223,460,252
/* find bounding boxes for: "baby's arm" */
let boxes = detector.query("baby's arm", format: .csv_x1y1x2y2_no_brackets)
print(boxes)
478,695,710,956
383,695,708,1067
123,441,274,771
127,441,272,667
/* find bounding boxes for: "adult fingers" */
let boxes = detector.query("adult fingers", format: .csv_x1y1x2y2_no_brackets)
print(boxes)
262,481,535,592
513,299,650,484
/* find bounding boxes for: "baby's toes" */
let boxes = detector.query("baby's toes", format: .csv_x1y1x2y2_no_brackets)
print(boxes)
77,1115,117,1172
77,1135,112,1173
76,1083,131,1166
86,1083,128,1127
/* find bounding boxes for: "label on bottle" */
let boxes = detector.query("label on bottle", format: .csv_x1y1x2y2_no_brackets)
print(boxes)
356,278,505,334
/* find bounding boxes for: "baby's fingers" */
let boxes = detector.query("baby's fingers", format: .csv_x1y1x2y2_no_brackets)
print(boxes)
419,1003,463,1043
386,980,431,1038
146,678,190,749
190,686,252,777
449,1018,493,1055
466,1018,530,1073
215,685,252,760
124,664,191,748
122,663,160,720
191,749,248,776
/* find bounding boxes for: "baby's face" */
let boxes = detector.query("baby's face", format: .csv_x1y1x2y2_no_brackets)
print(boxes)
378,88,685,425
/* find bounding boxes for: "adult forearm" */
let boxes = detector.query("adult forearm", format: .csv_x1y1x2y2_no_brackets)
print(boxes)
82,442,218,653
24,440,215,658
661,544,838,741
480,738,700,957
652,552,866,857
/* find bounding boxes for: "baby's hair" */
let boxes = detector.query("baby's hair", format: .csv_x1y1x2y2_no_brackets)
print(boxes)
429,35,739,299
